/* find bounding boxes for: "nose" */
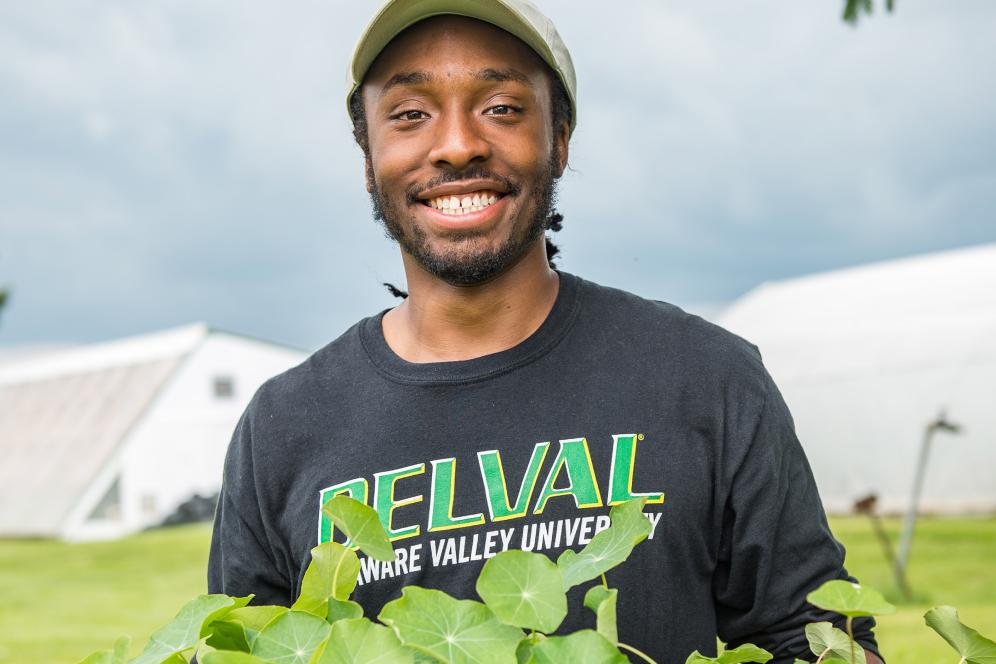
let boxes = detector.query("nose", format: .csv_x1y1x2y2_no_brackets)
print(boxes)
427,108,491,171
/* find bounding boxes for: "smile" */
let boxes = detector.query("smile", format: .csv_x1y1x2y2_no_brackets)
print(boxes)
423,190,503,216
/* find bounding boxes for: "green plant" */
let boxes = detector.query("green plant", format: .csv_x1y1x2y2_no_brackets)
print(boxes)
78,497,995,664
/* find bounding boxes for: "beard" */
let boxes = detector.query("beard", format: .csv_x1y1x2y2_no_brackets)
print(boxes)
368,152,560,287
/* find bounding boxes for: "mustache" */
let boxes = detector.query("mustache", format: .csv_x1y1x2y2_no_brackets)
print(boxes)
405,166,522,205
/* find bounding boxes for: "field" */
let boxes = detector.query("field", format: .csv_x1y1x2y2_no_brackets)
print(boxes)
0,517,993,663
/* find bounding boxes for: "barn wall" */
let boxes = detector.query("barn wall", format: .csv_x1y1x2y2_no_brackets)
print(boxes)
61,334,307,540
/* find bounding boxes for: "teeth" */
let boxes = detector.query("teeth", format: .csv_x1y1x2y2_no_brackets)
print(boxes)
426,191,502,215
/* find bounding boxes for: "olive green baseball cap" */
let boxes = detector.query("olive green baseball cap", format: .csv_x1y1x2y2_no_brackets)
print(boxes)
347,0,577,134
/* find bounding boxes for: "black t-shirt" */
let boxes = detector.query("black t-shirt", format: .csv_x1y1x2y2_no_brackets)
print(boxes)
207,271,880,664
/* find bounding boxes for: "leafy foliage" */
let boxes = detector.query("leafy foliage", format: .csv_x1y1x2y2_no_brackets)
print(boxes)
805,622,866,664
476,550,567,633
806,580,896,618
924,606,996,664
323,495,396,562
684,644,771,664
77,496,995,664
379,587,523,664
843,0,895,25
556,498,651,590
582,586,618,644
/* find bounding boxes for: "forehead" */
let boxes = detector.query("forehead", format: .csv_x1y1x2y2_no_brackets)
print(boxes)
363,15,549,90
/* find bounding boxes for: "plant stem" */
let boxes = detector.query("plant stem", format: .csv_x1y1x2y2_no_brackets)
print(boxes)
601,573,609,588
814,648,829,664
618,642,657,664
847,616,855,664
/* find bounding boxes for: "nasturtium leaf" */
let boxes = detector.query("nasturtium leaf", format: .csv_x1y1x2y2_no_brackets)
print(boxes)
313,617,413,664
326,597,365,623
583,586,619,644
528,630,628,664
293,541,362,617
685,644,772,664
476,550,568,633
323,495,396,562
557,499,651,590
202,651,272,664
924,605,996,664
251,610,332,664
77,636,130,664
379,586,524,664
222,605,290,649
516,633,545,664
805,622,866,664
130,594,252,664
806,580,896,618
206,620,251,652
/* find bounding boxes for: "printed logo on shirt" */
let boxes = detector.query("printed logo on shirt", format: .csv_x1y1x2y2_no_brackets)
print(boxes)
315,433,666,586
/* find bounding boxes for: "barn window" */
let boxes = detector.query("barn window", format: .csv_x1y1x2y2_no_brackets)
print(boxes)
141,494,158,515
213,375,235,399
87,476,122,521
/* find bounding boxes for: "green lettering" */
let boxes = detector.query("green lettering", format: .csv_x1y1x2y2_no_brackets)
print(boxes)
533,438,603,514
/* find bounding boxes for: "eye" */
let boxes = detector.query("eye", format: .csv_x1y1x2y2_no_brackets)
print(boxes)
391,109,428,122
484,104,522,116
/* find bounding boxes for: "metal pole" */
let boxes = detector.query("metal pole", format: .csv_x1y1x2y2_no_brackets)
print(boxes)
896,412,961,583
896,422,934,577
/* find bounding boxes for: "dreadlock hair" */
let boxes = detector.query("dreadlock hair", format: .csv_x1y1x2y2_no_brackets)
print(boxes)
350,67,573,300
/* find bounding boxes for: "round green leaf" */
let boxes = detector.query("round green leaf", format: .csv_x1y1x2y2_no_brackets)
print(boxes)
202,652,272,664
685,644,772,664
528,630,628,664
379,586,524,664
323,495,397,562
251,610,332,664
924,605,996,664
556,499,652,591
130,594,252,664
313,617,414,664
293,541,362,617
805,622,865,664
326,597,365,623
516,633,545,664
583,586,618,644
806,580,896,618
476,550,567,633
225,606,290,648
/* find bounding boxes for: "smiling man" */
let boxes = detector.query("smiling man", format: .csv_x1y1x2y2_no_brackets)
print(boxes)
208,2,884,662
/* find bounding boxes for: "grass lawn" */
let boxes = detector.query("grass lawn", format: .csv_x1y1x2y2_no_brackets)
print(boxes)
0,517,993,663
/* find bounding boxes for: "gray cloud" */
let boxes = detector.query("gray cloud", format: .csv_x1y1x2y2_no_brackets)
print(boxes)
1,0,994,349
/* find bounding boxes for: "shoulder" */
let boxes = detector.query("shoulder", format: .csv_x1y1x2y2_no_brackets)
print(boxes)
573,274,769,392
241,318,371,428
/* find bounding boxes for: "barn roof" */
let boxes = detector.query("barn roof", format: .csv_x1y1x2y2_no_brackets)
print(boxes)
720,242,996,383
0,324,210,536
718,242,996,512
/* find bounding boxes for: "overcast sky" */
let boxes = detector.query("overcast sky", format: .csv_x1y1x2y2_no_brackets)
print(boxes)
1,1,994,351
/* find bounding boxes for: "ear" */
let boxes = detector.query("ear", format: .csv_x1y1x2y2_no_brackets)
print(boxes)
364,155,375,194
552,121,570,178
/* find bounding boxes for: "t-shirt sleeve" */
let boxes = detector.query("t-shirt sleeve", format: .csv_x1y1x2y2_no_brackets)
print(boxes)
712,373,883,663
207,401,293,607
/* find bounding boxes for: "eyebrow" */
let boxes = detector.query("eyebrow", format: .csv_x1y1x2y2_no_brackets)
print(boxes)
379,67,532,97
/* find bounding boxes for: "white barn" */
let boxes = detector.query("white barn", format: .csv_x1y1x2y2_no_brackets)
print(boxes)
0,323,307,540
719,243,996,514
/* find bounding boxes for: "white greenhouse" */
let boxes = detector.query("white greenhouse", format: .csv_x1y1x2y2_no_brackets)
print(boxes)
719,243,996,514
0,323,307,541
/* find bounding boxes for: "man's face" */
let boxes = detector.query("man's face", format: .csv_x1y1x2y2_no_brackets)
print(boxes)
360,16,569,286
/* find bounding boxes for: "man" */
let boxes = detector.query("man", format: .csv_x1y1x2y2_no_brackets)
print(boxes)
208,2,884,662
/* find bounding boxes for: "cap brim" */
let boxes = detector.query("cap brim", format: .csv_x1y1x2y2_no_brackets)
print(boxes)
346,0,576,133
